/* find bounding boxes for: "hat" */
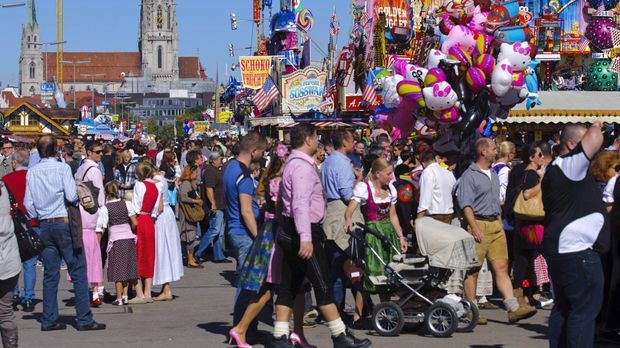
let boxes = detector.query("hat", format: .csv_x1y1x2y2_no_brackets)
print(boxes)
208,151,222,161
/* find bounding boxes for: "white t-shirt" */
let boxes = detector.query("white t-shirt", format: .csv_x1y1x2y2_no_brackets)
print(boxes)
603,174,617,204
481,168,492,181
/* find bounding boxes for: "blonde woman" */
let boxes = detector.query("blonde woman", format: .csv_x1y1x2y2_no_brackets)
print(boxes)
344,158,407,326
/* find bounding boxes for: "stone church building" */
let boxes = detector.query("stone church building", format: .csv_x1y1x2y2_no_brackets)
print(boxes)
19,0,214,98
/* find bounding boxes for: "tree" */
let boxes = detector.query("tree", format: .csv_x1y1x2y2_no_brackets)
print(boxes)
175,105,206,137
146,117,158,135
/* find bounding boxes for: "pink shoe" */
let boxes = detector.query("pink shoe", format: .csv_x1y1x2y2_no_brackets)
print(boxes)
290,333,317,348
228,327,252,348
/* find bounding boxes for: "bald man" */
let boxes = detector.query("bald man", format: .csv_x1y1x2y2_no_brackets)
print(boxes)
455,138,537,324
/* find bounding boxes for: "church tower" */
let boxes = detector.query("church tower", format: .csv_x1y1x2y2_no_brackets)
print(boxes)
19,0,43,96
139,0,179,81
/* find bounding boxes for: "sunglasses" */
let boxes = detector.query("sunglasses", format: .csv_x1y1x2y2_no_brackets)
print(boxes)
93,150,103,154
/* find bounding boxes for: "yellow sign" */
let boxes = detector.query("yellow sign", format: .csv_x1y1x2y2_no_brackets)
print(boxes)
218,111,233,123
239,56,273,89
194,121,210,134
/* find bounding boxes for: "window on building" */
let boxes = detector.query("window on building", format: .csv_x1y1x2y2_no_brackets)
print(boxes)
27,36,30,48
28,116,38,126
157,5,163,29
34,36,37,43
157,46,163,69
167,5,171,29
29,62,35,79
29,86,35,97
86,85,91,91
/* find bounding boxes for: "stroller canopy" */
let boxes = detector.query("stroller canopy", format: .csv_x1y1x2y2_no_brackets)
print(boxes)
415,217,479,270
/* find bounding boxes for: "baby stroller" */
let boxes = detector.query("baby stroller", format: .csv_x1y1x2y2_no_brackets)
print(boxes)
350,217,480,337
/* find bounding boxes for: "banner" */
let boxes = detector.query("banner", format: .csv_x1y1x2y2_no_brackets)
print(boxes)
218,111,233,123
239,56,273,90
373,0,413,42
193,121,209,134
345,95,384,111
253,0,261,23
281,66,331,114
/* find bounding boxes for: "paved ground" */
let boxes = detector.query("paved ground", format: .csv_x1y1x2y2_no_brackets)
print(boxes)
11,262,612,348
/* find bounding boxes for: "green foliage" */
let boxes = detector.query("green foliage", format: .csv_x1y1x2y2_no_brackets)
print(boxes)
175,105,206,137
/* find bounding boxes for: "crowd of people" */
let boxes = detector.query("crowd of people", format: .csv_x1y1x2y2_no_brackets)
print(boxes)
0,122,618,348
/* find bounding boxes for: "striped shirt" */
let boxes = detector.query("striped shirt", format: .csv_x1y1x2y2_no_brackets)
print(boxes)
24,158,78,220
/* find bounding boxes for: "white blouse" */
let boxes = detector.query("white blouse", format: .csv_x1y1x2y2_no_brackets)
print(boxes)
95,199,135,232
352,181,397,206
132,180,160,218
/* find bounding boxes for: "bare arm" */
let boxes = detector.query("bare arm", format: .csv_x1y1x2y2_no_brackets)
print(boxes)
463,206,483,243
390,204,408,253
206,187,217,211
239,193,258,237
343,200,359,232
582,121,604,160
523,183,541,200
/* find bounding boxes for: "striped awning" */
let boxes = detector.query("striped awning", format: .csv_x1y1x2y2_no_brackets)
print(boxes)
280,121,353,128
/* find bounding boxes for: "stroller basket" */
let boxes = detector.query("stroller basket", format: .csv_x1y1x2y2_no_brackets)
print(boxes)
415,217,478,270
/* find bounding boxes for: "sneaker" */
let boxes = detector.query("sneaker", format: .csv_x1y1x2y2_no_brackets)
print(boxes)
478,301,500,310
508,305,537,323
304,308,319,319
112,299,124,306
476,314,488,325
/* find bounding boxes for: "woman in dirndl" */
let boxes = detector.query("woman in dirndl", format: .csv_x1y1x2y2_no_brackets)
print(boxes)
130,160,159,303
344,158,408,326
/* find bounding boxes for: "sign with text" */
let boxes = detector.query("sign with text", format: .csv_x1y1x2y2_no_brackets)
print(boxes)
239,56,273,90
373,0,413,42
281,66,331,114
345,95,384,111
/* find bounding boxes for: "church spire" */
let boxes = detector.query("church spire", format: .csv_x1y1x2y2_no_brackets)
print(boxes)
25,0,38,31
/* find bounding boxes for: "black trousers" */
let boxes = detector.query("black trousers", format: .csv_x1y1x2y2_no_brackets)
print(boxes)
276,218,335,308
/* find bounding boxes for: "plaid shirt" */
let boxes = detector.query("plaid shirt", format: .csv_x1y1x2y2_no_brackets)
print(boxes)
114,163,136,199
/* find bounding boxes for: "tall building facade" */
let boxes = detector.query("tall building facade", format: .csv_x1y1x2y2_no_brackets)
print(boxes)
140,0,179,81
19,0,44,96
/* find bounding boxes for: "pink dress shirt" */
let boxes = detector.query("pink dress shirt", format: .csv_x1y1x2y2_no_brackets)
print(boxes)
280,149,325,242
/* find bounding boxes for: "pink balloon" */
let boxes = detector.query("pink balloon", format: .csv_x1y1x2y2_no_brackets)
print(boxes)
424,68,447,87
465,67,487,93
448,46,473,67
391,100,416,134
434,107,461,123
441,25,477,55
476,54,496,76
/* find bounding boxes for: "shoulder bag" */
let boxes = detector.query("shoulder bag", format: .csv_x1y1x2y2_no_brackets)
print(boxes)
513,189,545,220
5,185,43,261
180,188,205,223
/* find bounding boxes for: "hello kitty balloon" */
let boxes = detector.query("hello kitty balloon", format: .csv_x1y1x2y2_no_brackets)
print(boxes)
491,59,514,97
426,49,448,69
497,42,531,72
441,25,477,55
423,81,459,111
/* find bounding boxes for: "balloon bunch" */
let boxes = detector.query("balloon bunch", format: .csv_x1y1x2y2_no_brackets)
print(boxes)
367,0,539,141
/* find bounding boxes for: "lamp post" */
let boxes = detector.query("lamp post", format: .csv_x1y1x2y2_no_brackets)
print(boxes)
33,41,67,82
80,73,105,118
59,60,90,108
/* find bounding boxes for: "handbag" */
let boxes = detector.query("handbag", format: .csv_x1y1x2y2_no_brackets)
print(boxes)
344,230,365,286
180,189,205,222
5,185,43,261
513,190,545,220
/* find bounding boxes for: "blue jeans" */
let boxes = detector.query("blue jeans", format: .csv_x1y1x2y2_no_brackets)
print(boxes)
14,227,40,302
195,210,226,261
228,227,254,274
547,249,604,348
39,221,93,328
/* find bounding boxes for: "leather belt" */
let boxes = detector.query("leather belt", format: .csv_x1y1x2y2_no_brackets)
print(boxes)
475,215,499,222
39,217,69,223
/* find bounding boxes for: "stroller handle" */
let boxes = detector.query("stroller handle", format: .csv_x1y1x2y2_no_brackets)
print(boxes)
353,223,402,256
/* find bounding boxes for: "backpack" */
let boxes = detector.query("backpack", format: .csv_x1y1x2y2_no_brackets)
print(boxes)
76,166,100,214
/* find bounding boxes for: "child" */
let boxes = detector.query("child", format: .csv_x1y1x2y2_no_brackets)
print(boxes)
96,181,139,305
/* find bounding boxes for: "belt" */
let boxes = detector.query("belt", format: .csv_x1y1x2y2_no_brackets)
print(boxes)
475,215,499,221
39,217,69,223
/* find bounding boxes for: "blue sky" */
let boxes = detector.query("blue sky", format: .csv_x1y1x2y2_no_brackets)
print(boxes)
0,0,352,88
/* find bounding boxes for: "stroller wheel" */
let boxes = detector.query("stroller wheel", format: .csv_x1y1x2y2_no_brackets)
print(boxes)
424,302,458,338
371,301,405,336
456,299,479,332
